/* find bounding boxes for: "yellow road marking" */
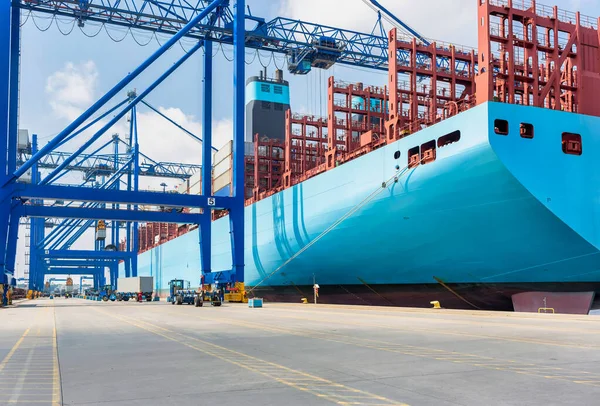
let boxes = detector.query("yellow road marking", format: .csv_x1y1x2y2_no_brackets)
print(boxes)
268,303,600,324
267,305,600,334
0,328,30,373
97,309,408,406
267,311,600,350
0,401,62,404
52,300,62,406
0,306,61,405
165,308,600,388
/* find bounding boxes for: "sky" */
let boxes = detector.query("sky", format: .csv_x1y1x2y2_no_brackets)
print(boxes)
13,0,600,279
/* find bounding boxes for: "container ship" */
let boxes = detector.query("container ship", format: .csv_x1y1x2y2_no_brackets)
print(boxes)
122,0,600,313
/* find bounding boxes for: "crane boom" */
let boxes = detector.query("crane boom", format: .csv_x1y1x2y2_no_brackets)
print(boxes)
18,0,389,73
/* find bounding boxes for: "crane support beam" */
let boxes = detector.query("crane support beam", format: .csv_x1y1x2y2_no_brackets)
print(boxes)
22,205,204,224
44,268,106,275
40,250,131,259
11,184,229,209
45,260,119,267
19,148,201,180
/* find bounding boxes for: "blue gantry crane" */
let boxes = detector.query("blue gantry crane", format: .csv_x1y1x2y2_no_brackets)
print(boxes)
25,96,214,293
2,0,247,306
1,0,430,304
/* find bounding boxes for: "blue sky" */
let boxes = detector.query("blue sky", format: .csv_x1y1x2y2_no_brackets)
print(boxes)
14,0,600,279
19,0,600,168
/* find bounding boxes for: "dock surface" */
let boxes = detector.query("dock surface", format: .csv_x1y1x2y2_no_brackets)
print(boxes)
1,299,600,405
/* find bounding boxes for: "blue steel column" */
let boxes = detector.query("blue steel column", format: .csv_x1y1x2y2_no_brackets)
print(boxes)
230,0,245,284
200,40,213,281
131,106,139,277
0,0,12,292
112,135,119,249
28,135,38,291
5,205,20,275
7,0,19,176
109,141,120,285
36,216,46,291
125,108,134,278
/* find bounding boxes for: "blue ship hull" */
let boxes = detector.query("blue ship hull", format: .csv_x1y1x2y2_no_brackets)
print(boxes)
122,102,600,309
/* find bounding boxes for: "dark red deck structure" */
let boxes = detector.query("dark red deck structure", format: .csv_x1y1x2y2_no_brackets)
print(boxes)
325,78,389,169
282,111,328,188
251,135,285,201
128,222,188,254
385,28,477,143
476,0,600,116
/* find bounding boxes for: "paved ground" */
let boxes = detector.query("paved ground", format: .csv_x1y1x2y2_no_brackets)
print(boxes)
1,299,600,405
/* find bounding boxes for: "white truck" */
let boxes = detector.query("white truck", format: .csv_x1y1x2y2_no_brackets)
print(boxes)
116,277,154,302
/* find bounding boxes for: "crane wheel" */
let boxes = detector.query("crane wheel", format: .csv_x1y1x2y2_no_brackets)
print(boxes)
102,296,108,302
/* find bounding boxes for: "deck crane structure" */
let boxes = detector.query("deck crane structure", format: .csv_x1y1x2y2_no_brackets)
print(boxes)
0,0,427,304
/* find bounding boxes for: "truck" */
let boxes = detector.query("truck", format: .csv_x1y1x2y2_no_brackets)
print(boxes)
167,279,204,307
115,277,153,302
98,285,116,302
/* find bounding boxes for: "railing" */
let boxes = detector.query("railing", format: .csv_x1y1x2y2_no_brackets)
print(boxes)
488,0,598,30
290,113,327,122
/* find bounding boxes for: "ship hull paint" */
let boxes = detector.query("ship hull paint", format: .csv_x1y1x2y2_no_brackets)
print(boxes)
121,102,600,309
249,282,600,311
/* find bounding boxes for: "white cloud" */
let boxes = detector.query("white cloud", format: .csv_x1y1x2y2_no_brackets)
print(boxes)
279,0,477,47
134,106,232,164
44,61,233,191
133,108,232,191
46,61,99,121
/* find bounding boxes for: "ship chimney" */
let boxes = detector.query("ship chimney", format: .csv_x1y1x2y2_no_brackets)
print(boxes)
275,69,283,83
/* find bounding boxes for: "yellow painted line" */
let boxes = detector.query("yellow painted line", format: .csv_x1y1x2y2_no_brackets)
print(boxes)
0,328,30,373
267,303,600,324
97,309,408,406
266,305,600,334
52,304,62,406
0,394,60,397
169,309,600,389
266,311,600,350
